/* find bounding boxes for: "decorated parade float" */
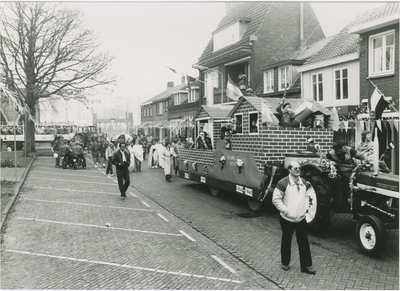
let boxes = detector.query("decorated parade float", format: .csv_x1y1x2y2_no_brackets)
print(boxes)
178,96,399,257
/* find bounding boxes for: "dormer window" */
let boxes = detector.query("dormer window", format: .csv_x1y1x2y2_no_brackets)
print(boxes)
213,20,249,51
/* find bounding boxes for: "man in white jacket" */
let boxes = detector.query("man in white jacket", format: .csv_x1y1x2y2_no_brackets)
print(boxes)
272,161,316,274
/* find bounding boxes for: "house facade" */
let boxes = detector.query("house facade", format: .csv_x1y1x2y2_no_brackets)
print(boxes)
194,2,325,106
348,3,399,174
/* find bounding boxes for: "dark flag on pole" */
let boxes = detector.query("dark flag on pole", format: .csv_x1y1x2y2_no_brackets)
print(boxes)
368,79,390,119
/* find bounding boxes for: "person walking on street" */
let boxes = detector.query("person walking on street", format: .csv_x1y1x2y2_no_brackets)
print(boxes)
105,142,115,176
52,135,62,167
112,141,131,199
162,142,174,182
272,161,316,274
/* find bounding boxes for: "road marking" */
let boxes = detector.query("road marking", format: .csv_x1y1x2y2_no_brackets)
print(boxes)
179,230,196,242
22,198,153,212
34,177,115,186
142,201,151,208
129,192,137,198
32,186,118,196
211,255,237,274
157,213,169,222
5,250,242,284
17,217,182,236
30,170,103,179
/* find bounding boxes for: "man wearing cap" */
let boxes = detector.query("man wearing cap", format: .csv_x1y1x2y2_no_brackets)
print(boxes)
112,141,131,199
276,97,296,127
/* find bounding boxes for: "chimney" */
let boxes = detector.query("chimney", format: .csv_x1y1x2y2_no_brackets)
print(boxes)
167,81,174,88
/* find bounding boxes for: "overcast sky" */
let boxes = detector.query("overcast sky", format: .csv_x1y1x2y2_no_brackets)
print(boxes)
67,1,389,124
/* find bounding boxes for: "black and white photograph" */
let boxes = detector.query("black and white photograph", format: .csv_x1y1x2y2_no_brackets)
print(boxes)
1,0,399,289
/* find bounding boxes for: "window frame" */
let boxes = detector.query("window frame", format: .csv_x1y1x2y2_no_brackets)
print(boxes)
369,30,395,77
248,111,259,135
278,65,292,91
334,67,349,100
156,102,163,115
263,69,274,93
311,72,323,102
234,113,243,134
174,93,180,106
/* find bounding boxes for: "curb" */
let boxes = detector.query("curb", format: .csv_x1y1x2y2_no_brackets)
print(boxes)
1,155,36,231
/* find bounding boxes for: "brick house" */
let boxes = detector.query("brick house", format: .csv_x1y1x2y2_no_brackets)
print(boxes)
193,2,325,105
348,3,399,174
140,78,200,141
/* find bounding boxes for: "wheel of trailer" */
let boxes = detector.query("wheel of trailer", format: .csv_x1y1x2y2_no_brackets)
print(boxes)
209,187,220,197
302,168,332,233
356,215,387,257
247,197,268,213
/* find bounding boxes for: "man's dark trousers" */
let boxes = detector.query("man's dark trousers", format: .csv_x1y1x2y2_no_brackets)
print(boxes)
279,216,312,268
116,168,130,195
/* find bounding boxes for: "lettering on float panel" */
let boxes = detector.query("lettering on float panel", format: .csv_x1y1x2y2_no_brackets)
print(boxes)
236,185,244,193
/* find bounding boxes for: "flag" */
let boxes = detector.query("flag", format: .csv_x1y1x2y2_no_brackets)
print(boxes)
369,80,390,119
226,74,242,101
261,101,279,125
166,66,177,74
331,106,340,131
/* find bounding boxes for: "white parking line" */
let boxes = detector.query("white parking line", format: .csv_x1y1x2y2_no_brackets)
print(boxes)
211,255,237,274
17,218,183,237
22,198,153,212
32,186,118,196
30,170,103,179
157,213,169,222
129,192,137,198
5,250,242,284
142,201,151,208
34,177,115,186
179,230,196,242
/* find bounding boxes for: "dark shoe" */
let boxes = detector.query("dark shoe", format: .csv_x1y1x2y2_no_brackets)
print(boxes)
120,196,126,200
282,264,290,271
301,266,316,274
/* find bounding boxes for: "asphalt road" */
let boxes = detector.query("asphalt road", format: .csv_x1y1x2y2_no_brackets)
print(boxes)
1,155,398,290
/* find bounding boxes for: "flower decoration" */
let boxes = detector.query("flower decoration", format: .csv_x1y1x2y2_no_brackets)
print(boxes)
236,158,244,173
219,155,226,171
203,165,208,175
192,161,198,171
184,160,188,170
328,164,337,180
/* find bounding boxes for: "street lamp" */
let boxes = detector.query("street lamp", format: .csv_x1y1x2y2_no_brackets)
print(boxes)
192,64,224,105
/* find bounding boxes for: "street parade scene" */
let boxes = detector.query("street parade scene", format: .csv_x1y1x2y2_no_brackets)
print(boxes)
1,1,399,290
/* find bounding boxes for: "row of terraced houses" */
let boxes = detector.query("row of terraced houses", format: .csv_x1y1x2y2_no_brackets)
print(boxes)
140,2,399,173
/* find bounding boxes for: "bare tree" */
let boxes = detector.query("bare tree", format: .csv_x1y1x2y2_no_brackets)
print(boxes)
0,2,115,155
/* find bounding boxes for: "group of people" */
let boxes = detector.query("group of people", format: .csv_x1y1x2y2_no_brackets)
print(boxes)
52,136,86,168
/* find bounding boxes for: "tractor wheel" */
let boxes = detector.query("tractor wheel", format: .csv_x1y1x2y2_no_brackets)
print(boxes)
356,215,387,257
302,168,332,233
247,196,268,213
209,187,220,197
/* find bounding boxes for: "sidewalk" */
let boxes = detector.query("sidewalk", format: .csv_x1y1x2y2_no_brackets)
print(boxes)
1,167,26,182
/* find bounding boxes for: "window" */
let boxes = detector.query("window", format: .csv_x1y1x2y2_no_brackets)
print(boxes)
213,22,248,51
335,68,348,100
165,101,168,112
234,114,243,134
189,88,198,103
278,65,291,91
174,94,180,105
150,107,152,117
156,102,163,115
311,73,323,101
369,31,395,76
263,69,274,93
249,112,259,134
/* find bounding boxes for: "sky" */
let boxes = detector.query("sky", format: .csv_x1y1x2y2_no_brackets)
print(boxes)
65,1,389,125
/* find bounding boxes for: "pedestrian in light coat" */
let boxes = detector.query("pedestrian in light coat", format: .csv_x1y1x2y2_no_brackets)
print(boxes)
272,161,316,274
162,142,174,182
